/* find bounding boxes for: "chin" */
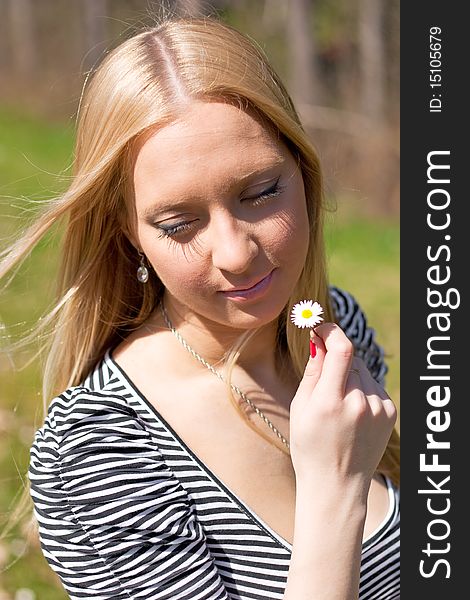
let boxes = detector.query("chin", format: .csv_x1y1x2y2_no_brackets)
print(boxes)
222,300,287,330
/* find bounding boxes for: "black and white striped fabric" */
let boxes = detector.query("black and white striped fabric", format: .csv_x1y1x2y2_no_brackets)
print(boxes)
329,286,388,387
29,288,399,599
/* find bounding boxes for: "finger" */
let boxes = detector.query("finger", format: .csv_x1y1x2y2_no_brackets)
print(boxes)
354,358,392,402
382,397,398,422
346,358,382,415
351,359,397,420
314,323,354,396
295,329,326,399
344,360,362,395
309,328,326,363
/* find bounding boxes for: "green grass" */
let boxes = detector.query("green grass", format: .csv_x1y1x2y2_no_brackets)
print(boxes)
0,108,74,200
0,109,399,597
324,213,400,408
0,110,73,598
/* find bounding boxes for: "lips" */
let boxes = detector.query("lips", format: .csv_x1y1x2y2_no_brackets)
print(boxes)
224,274,270,292
219,269,275,301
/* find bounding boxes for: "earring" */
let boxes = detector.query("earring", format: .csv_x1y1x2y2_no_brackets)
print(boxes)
136,253,149,283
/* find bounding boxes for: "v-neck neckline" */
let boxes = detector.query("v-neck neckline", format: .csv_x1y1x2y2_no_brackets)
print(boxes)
104,349,397,552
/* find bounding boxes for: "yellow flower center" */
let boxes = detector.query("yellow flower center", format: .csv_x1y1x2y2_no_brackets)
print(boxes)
301,309,313,319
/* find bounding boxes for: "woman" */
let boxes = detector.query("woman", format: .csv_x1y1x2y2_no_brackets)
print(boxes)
4,16,399,600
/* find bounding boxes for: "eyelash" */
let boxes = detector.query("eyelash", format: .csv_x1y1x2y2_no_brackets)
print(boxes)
157,222,193,238
244,178,283,206
156,178,284,239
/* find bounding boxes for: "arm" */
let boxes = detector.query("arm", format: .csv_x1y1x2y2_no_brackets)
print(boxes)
284,324,397,600
286,477,367,600
29,389,229,600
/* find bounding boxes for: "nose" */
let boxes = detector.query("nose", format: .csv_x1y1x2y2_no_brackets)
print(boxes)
209,214,259,274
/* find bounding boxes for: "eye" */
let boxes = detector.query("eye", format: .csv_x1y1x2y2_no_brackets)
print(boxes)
243,177,284,206
156,221,196,239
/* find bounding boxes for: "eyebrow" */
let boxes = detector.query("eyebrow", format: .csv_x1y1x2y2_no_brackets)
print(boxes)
140,156,286,221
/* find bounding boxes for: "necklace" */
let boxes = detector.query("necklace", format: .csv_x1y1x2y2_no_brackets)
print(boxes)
160,303,290,451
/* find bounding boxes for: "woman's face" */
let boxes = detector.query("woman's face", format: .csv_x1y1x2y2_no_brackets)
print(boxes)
132,101,310,330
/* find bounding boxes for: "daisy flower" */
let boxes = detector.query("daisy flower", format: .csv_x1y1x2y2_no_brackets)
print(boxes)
290,300,324,329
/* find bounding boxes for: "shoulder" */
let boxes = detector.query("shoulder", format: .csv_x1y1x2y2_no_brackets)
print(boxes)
29,363,156,494
329,285,368,332
27,375,222,598
29,376,189,522
32,353,141,445
31,383,142,450
329,285,388,386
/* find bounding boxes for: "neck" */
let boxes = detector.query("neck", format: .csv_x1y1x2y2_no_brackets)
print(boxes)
157,294,282,378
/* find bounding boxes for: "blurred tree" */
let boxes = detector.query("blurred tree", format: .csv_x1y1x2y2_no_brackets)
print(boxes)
384,0,399,122
0,0,400,216
287,0,323,105
7,0,36,77
358,0,385,122
178,0,204,17
83,0,108,71
261,0,287,31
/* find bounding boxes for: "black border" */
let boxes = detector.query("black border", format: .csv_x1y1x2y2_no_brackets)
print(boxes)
401,4,466,596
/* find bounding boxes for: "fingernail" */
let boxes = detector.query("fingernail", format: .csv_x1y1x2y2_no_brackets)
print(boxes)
309,339,317,358
309,330,316,358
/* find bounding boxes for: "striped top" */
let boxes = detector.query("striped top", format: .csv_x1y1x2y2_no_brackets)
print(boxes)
29,287,400,599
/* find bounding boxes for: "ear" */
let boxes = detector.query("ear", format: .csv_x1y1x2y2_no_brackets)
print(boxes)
116,139,147,254
117,199,141,253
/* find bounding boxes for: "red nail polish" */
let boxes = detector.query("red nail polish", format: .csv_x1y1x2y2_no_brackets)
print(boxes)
309,339,316,358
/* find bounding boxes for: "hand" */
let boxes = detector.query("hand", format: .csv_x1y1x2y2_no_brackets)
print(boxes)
289,323,397,490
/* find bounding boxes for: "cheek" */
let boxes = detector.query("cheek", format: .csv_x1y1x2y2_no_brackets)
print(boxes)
262,195,310,263
154,255,208,290
139,231,212,293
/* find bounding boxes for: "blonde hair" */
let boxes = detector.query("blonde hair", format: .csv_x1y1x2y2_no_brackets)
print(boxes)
1,17,399,485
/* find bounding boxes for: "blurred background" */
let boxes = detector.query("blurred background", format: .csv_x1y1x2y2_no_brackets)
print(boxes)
0,1,399,597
